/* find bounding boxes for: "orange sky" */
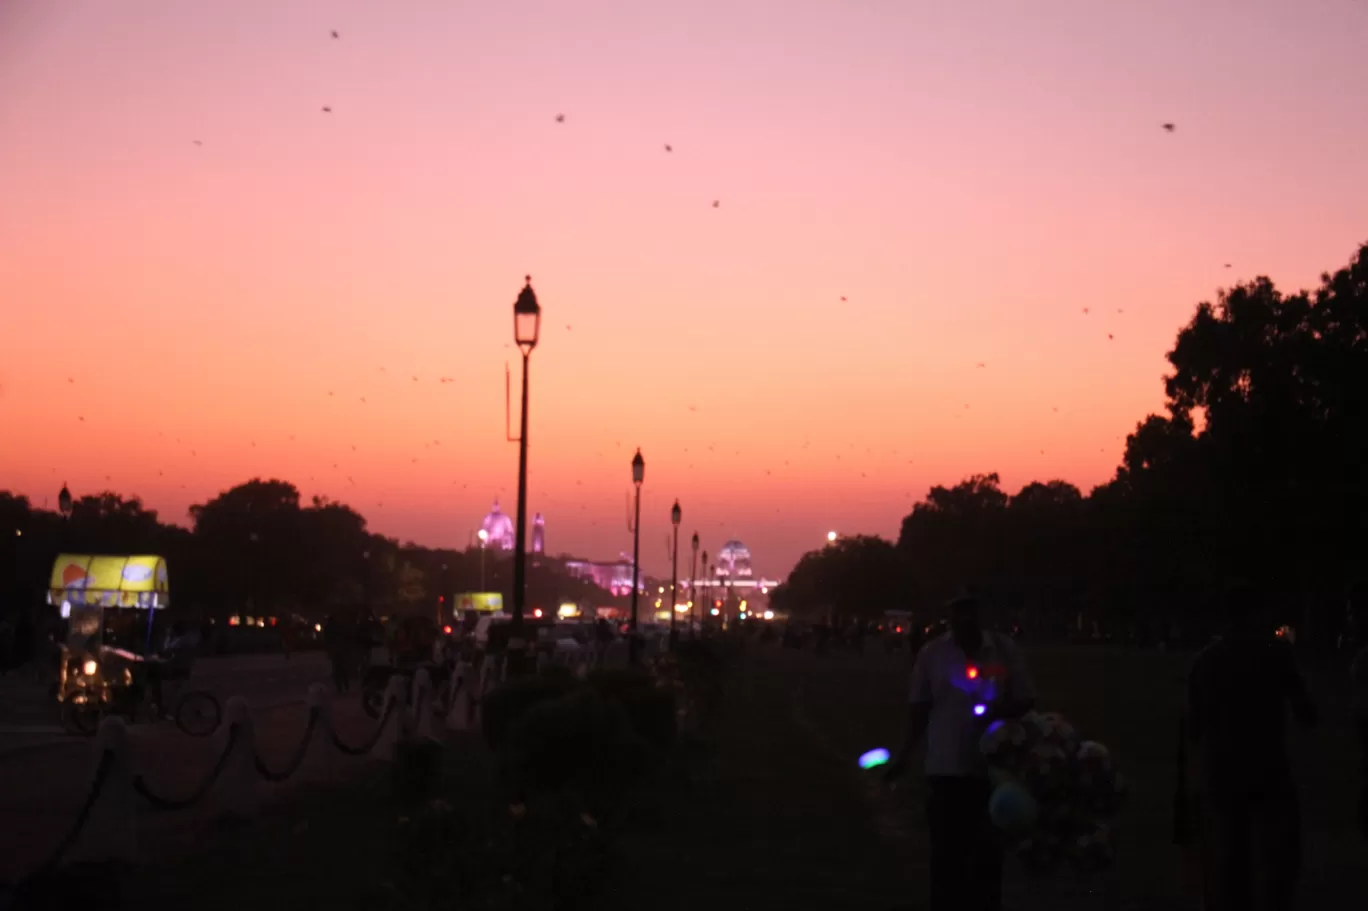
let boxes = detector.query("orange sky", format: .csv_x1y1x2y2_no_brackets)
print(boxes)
2,1,1366,579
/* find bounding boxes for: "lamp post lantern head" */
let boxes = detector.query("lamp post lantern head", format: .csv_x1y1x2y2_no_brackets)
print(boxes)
827,530,838,543
477,528,488,545
631,449,644,486
691,531,699,552
671,500,681,527
513,275,541,352
58,483,73,518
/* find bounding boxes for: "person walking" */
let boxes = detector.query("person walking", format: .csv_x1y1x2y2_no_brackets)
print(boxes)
323,614,350,693
1185,584,1317,911
884,596,1036,911
1348,582,1368,840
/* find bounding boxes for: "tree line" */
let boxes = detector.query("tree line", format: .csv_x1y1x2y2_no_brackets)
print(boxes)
771,243,1368,647
0,478,621,621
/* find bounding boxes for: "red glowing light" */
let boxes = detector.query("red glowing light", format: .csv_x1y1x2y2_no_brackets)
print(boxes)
533,608,543,619
895,625,903,634
442,625,452,635
966,665,979,680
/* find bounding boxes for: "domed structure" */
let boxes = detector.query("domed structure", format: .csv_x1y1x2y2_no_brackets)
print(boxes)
715,539,753,578
480,500,515,551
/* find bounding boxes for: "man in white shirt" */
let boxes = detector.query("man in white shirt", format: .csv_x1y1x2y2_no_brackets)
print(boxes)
885,596,1036,911
1349,582,1368,840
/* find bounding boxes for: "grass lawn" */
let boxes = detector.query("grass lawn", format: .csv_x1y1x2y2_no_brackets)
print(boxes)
788,642,1364,909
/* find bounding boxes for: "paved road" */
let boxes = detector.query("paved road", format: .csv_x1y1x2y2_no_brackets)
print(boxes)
0,651,391,883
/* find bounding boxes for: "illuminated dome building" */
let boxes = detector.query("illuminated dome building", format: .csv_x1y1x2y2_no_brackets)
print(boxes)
480,500,515,551
531,513,546,554
714,539,754,579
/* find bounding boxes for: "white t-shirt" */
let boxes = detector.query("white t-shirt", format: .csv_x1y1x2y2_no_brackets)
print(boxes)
909,630,1036,777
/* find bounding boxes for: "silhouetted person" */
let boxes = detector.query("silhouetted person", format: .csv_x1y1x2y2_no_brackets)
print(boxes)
1186,584,1316,911
1349,581,1368,840
324,615,350,693
884,596,1035,911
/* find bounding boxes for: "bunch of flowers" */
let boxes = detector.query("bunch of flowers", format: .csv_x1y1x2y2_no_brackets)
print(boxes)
980,711,1126,873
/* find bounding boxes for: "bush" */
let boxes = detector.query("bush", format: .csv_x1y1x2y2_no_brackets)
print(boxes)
502,687,654,818
481,670,582,750
585,668,678,752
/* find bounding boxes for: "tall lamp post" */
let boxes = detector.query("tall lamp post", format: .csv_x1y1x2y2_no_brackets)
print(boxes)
700,549,709,630
689,532,699,639
509,277,541,676
477,528,489,590
628,449,644,664
668,500,681,650
58,483,73,549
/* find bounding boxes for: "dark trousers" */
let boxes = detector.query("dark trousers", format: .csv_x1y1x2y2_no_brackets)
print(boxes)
926,775,1002,911
1200,784,1301,911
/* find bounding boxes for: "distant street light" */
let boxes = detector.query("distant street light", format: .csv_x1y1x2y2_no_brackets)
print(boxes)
509,276,542,677
690,532,699,638
669,500,681,650
477,528,489,590
629,449,644,665
58,482,73,552
827,530,837,544
700,549,708,630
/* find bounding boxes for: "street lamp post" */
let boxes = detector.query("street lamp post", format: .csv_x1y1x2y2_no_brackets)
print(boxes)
700,550,709,629
669,500,681,650
509,277,541,677
58,482,73,551
629,449,644,665
689,532,699,639
477,528,488,590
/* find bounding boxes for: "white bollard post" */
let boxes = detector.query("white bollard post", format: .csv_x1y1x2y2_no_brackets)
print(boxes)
411,668,435,740
214,696,260,819
69,716,137,864
446,661,471,731
371,674,408,761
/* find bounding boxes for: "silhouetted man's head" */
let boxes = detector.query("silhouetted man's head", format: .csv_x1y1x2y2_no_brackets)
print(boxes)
1223,583,1267,636
948,596,983,651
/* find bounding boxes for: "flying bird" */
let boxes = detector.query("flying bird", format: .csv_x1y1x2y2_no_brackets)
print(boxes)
1082,307,1090,314
711,200,719,208
664,144,672,152
840,296,847,302
330,30,339,38
1162,123,1175,132
555,113,565,123
1108,333,1114,340
1224,263,1232,268
976,362,985,368
192,140,202,146
322,106,332,113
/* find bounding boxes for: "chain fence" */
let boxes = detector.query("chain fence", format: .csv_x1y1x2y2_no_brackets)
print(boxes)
0,680,414,906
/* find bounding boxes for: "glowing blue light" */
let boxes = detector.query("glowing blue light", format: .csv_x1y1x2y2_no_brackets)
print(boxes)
858,748,891,770
973,704,987,717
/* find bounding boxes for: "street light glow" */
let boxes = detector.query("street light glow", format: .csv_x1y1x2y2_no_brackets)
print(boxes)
827,530,837,543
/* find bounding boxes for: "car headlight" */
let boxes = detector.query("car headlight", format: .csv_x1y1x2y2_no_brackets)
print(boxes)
82,659,99,677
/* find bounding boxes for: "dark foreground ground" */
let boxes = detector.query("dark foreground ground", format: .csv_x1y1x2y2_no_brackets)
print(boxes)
27,643,1363,911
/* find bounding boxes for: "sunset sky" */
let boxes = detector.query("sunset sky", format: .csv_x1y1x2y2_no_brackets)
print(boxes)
2,1,1366,580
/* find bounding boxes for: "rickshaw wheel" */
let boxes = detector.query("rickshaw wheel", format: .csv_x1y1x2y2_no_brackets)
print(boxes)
61,702,101,737
175,691,222,737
